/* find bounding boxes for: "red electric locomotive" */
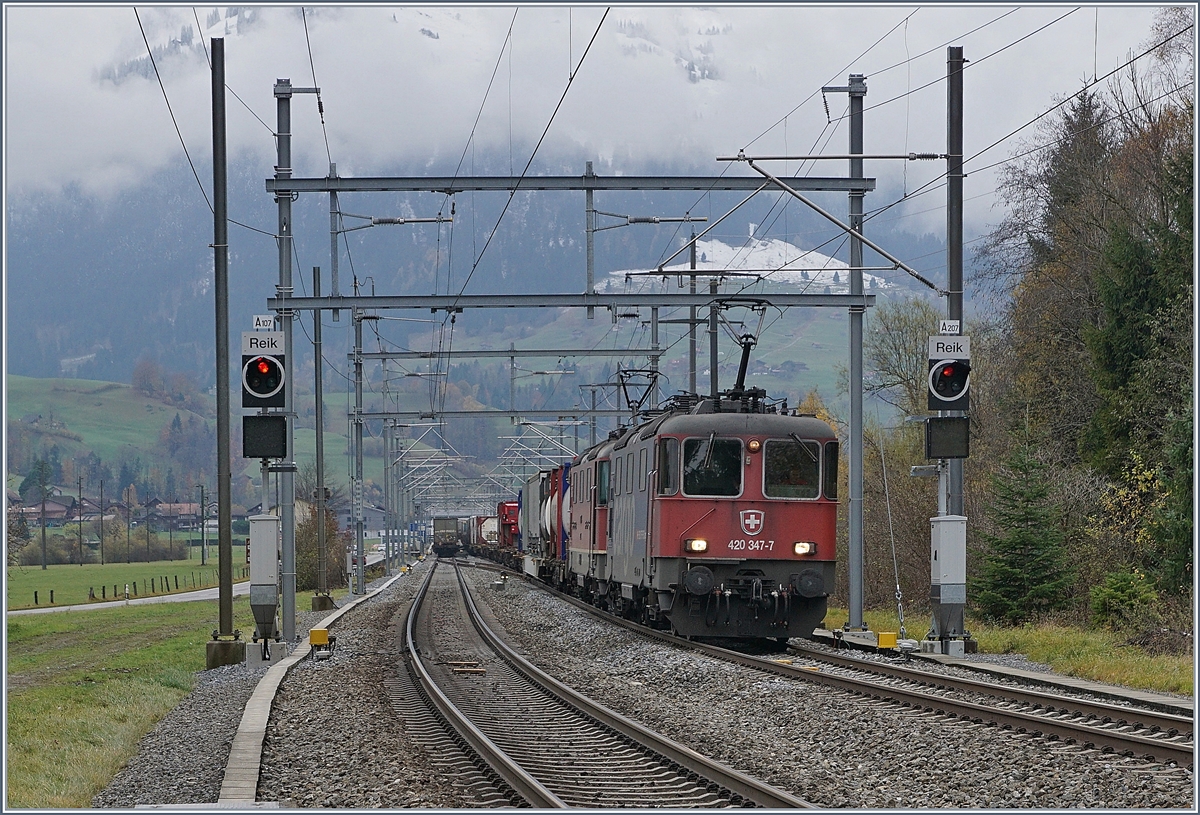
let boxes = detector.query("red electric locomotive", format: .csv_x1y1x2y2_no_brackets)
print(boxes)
563,398,838,639
509,338,839,641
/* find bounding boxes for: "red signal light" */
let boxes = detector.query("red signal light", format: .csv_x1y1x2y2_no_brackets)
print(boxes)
257,359,271,375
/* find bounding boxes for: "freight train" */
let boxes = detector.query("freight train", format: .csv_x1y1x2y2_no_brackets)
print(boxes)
431,516,464,558
486,354,839,640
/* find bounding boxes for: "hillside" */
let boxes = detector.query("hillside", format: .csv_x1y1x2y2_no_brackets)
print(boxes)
5,374,523,510
6,376,212,472
5,376,355,502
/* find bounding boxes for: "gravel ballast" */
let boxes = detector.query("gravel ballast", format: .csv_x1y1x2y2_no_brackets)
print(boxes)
94,560,1194,808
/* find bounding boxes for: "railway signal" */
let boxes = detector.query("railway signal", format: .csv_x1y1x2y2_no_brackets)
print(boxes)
929,359,970,401
242,331,286,408
242,355,285,407
927,336,970,411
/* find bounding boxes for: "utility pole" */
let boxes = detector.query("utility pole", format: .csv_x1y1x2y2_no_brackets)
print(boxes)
98,479,104,565
848,73,867,631
383,420,392,576
650,308,660,409
585,160,595,318
590,386,597,446
353,306,366,594
210,38,238,667
197,484,206,565
312,266,333,610
396,450,408,566
709,279,719,398
509,342,517,415
689,230,697,395
393,427,401,572
329,163,342,322
78,476,84,566
274,77,318,643
39,466,47,570
946,47,966,517
821,73,868,631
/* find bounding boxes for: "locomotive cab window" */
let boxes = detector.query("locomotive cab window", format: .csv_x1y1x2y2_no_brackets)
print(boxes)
823,441,839,500
764,439,821,499
657,438,679,495
597,460,609,506
683,436,743,496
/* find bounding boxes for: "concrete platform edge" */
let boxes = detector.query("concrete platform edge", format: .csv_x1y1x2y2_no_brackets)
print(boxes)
216,570,410,804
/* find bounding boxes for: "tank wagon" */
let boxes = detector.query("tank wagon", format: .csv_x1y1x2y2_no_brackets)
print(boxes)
465,515,499,558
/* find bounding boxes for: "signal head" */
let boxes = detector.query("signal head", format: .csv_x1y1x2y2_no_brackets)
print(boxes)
242,354,285,407
927,358,971,410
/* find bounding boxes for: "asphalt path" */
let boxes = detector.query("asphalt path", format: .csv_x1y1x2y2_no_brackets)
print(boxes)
5,553,388,617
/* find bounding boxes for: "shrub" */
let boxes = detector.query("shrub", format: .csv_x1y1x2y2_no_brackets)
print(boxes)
973,441,1073,624
1090,570,1159,629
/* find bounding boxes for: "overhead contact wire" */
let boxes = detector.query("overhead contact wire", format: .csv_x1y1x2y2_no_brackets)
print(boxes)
135,8,211,212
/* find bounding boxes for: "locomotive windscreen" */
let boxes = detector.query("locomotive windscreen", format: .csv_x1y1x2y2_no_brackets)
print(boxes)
764,439,821,498
683,437,742,496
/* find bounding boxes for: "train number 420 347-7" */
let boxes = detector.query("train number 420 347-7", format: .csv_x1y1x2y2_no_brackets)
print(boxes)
727,539,775,552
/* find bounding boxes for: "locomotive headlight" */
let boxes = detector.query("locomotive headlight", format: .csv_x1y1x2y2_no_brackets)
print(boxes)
747,439,761,453
685,538,709,553
793,541,817,556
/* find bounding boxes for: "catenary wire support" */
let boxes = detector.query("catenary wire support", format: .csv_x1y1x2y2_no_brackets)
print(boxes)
717,154,946,296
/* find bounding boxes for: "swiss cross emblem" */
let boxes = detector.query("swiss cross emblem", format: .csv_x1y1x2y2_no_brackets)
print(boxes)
740,509,764,536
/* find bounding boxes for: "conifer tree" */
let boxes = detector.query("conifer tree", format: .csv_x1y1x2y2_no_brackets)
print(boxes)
972,441,1073,624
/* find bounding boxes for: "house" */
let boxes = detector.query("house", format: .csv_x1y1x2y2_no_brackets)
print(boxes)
17,496,74,526
341,503,384,533
147,501,201,530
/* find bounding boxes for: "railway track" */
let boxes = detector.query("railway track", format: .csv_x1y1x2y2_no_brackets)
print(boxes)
458,559,1193,771
405,560,816,808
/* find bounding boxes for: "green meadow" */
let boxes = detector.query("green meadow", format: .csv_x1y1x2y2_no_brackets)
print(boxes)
6,556,249,610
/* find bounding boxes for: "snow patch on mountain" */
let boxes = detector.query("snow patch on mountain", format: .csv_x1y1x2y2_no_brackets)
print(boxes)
599,236,891,293
97,7,256,85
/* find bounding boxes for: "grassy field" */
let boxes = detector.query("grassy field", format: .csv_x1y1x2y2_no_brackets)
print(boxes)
6,376,211,470
825,604,1194,696
6,374,385,493
5,600,256,808
6,555,250,609
5,586,359,809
